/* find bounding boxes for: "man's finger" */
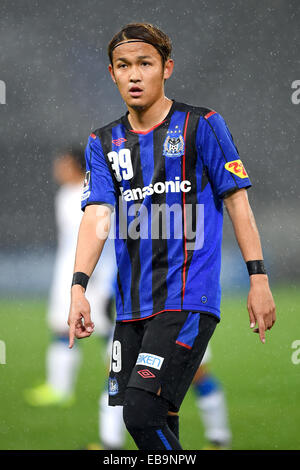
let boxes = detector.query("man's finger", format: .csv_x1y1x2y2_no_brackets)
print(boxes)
82,311,94,333
69,323,76,349
265,309,276,330
248,303,256,328
74,330,93,339
257,318,266,344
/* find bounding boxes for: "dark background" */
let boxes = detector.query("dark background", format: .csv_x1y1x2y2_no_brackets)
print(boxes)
0,0,299,293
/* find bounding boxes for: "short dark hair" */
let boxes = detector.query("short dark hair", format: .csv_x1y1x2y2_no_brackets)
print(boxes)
108,23,172,65
57,146,86,172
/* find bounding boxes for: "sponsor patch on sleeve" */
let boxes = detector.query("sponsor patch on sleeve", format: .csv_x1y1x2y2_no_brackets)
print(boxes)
83,170,90,188
81,190,90,201
81,170,91,201
224,159,248,179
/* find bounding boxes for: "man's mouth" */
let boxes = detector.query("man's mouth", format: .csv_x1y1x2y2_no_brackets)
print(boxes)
129,86,143,97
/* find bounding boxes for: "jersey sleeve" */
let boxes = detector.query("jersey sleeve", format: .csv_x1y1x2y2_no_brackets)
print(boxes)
197,111,252,199
81,133,116,211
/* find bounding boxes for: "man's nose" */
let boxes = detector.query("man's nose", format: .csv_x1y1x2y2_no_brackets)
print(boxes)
129,65,142,82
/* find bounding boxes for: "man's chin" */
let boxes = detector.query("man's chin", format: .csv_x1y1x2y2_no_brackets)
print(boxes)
125,96,148,111
130,104,146,111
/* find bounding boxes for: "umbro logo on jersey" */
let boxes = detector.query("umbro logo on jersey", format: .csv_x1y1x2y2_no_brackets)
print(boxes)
112,137,127,146
137,369,156,379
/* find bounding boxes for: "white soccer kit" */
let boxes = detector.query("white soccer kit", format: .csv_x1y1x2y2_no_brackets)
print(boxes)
47,183,116,336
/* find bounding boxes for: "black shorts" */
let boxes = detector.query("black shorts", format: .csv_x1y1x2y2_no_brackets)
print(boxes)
108,310,218,412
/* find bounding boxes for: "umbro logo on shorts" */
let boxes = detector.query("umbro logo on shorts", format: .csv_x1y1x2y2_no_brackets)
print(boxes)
137,369,156,379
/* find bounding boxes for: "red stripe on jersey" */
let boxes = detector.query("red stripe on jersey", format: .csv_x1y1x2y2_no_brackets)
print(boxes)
130,120,167,135
204,110,216,119
90,133,96,139
181,111,190,303
176,340,192,350
121,308,181,322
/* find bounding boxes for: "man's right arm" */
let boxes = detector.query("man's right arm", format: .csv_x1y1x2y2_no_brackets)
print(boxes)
68,204,112,348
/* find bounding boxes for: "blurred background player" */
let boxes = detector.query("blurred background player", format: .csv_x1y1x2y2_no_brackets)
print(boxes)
192,346,231,449
23,147,126,449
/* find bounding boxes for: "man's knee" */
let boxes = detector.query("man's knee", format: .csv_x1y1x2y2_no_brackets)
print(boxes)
123,387,169,431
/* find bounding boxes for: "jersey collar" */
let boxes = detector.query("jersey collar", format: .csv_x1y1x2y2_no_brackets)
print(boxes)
121,100,176,135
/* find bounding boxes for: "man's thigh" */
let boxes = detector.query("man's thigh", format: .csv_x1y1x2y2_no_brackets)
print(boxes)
127,311,218,412
108,320,144,405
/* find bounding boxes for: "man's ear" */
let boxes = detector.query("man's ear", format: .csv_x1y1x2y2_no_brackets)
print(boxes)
108,64,116,84
163,59,174,81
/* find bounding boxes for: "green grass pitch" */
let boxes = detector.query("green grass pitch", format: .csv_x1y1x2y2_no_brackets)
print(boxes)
0,284,299,450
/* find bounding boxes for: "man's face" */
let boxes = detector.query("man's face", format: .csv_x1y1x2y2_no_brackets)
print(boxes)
108,41,173,110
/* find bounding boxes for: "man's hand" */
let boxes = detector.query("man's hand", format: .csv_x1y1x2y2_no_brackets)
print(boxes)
247,274,276,343
68,285,95,348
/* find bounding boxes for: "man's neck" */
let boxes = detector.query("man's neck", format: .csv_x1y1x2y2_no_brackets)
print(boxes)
127,96,173,132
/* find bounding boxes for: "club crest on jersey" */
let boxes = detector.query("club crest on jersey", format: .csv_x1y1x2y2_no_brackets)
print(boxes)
163,128,185,157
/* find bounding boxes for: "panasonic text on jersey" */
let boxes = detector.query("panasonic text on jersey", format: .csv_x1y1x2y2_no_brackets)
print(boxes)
119,176,191,202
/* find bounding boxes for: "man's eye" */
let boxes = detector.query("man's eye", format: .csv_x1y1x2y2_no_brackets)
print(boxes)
118,64,127,68
141,62,151,66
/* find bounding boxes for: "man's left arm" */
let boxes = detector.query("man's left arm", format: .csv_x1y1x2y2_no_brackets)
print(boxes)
224,188,276,343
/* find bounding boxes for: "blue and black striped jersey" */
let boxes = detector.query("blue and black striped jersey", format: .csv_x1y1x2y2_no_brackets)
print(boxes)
81,100,251,322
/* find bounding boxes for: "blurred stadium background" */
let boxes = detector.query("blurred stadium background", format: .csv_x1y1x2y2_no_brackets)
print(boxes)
0,0,299,450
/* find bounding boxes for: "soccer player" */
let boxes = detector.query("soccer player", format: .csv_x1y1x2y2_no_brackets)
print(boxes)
68,23,276,450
